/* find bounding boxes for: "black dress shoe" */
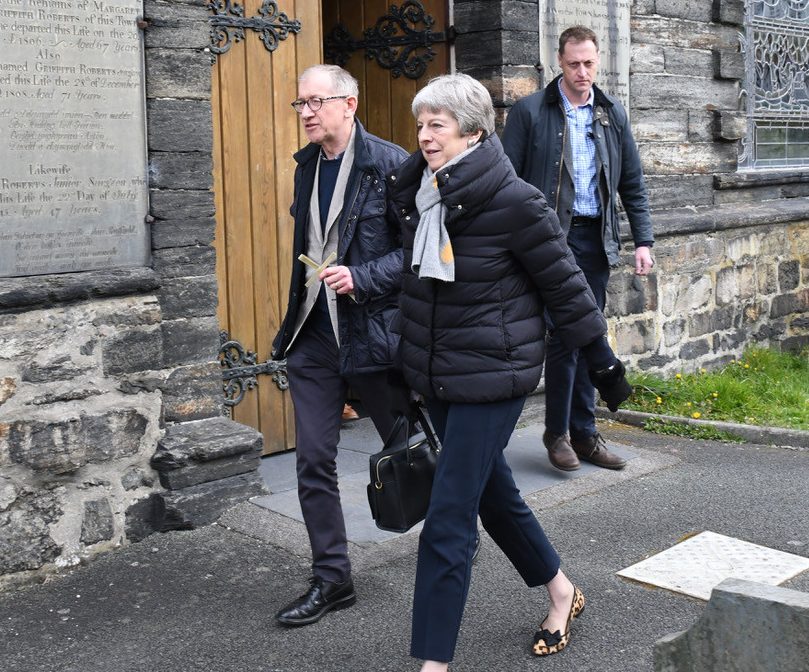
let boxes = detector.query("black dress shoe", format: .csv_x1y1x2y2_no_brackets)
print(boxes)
275,576,356,626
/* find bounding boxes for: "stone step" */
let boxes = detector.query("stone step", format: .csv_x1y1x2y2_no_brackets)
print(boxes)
150,416,263,490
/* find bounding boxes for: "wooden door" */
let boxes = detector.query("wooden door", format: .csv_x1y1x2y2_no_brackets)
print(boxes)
211,1,451,455
212,0,322,454
322,0,452,153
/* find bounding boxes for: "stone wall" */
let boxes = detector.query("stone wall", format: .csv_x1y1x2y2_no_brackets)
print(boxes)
453,0,809,368
607,204,809,373
0,0,263,587
655,578,809,671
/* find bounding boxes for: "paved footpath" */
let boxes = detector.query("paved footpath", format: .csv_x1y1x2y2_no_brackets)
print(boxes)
2,397,808,672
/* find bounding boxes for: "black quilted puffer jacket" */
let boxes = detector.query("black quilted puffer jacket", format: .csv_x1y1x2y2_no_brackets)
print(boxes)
388,133,607,404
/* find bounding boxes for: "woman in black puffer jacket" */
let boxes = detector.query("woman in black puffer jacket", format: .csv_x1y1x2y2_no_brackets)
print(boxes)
389,74,631,671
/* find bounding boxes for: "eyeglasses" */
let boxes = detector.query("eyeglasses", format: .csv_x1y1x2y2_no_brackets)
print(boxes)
290,96,349,113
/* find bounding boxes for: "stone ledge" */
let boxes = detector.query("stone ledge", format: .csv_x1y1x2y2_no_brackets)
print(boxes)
654,578,809,671
714,170,809,189
595,407,809,449
151,416,264,489
124,471,267,541
0,268,160,313
637,197,809,242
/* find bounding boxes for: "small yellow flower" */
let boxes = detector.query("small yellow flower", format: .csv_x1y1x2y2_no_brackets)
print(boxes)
699,368,707,374
675,373,682,379
744,363,750,369
656,397,663,405
712,392,719,398
686,401,692,407
692,411,702,419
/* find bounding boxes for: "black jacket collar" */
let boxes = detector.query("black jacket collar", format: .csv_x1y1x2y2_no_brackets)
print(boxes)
390,133,514,221
292,119,376,171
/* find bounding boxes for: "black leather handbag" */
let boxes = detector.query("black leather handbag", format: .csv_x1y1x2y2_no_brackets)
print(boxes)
367,404,440,533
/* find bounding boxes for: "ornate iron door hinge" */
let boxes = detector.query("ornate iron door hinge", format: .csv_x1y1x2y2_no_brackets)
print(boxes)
207,0,302,63
219,331,288,408
324,0,455,79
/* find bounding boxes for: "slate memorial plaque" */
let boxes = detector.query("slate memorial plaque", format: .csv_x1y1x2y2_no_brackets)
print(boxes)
0,0,149,278
540,0,631,109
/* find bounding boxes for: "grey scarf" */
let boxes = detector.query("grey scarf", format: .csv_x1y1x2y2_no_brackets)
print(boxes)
412,144,479,282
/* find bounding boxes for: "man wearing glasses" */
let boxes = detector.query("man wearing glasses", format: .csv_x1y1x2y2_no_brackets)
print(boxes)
272,65,410,626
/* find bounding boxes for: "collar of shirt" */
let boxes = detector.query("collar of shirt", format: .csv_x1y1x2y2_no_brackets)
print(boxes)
558,80,594,115
320,147,346,161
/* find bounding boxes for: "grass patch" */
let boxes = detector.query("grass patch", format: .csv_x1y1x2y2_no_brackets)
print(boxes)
625,347,809,431
641,417,744,443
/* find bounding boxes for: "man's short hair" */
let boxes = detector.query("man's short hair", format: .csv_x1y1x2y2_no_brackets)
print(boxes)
558,26,599,54
411,73,495,136
299,64,359,98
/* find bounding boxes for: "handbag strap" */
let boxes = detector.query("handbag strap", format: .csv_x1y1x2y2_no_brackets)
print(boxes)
378,402,440,458
414,404,440,454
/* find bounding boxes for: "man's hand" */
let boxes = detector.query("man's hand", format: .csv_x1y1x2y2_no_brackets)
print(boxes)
635,246,654,276
320,265,354,295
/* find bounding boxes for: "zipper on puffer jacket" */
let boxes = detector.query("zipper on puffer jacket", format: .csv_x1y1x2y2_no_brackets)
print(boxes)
429,280,437,395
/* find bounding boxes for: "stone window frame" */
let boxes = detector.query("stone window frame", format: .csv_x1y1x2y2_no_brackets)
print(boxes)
739,0,809,170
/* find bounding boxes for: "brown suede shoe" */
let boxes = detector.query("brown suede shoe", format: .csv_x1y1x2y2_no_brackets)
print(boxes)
542,431,581,471
571,432,626,470
342,403,359,422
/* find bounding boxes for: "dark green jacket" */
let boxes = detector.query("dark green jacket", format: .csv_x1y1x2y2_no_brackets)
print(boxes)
502,76,653,266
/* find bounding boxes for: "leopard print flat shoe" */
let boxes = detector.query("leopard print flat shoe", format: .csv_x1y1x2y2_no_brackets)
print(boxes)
531,585,585,656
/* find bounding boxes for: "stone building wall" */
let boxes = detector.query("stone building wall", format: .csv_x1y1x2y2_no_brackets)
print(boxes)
453,0,809,370
2,0,807,587
0,0,263,587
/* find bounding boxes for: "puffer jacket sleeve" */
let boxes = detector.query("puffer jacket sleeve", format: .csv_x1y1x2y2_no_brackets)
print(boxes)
350,244,403,303
346,142,407,305
506,189,607,349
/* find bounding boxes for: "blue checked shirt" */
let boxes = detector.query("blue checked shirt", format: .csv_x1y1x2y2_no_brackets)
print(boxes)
558,81,600,217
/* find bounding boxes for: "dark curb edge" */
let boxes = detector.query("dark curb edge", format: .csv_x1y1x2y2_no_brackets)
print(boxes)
595,407,809,449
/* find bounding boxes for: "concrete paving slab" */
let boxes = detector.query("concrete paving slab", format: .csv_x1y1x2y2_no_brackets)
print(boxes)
617,530,809,600
252,412,638,546
3,399,807,672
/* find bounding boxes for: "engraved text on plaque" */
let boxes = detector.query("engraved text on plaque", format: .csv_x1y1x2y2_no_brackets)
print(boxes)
540,0,631,109
0,0,149,277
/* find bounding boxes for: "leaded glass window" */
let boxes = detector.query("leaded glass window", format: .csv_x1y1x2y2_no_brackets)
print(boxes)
740,0,809,169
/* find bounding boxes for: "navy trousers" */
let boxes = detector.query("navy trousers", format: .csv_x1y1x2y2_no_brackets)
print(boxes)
544,223,610,439
410,396,561,662
286,321,411,583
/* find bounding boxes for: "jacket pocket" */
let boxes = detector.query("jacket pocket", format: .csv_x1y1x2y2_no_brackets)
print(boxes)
367,303,400,365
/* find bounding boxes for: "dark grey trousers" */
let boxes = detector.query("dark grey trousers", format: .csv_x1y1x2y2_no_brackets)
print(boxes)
286,322,411,583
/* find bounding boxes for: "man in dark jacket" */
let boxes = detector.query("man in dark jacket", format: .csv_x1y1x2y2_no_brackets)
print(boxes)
272,65,409,626
503,25,654,473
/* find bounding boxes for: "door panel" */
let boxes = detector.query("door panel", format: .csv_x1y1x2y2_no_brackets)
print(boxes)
211,1,449,454
323,0,451,152
213,0,323,454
